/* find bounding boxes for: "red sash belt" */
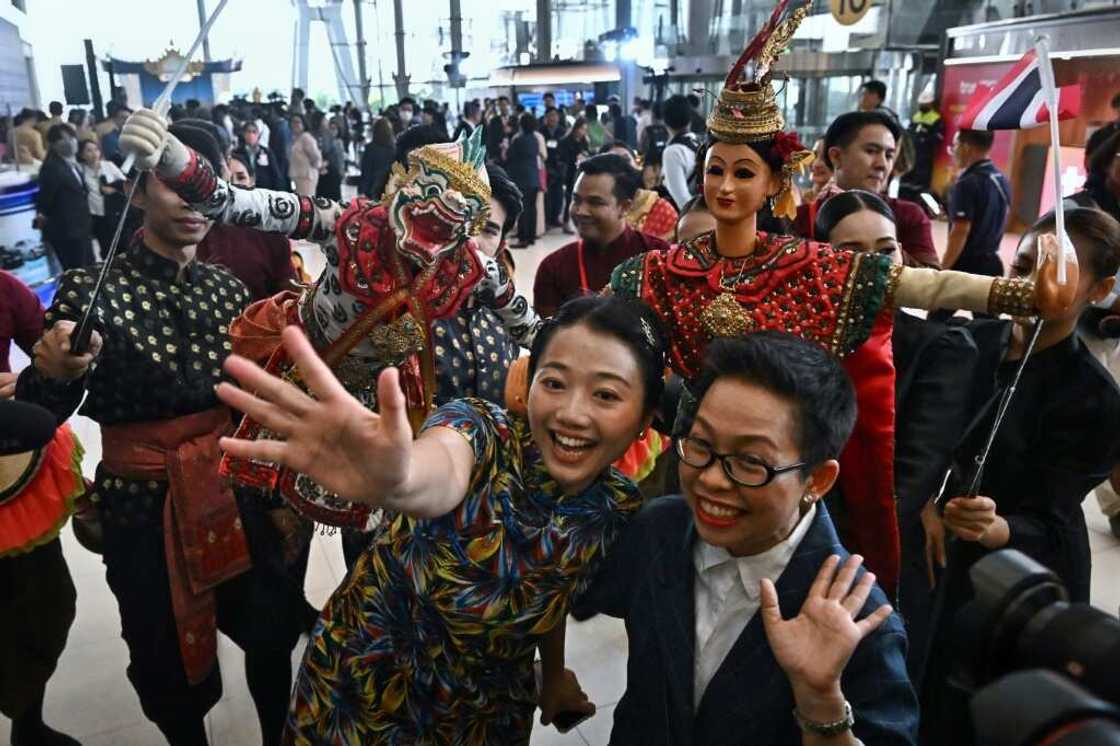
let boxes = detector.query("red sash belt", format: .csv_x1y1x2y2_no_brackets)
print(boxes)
101,407,251,685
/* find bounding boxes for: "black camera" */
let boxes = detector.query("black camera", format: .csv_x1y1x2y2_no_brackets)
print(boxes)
956,549,1120,745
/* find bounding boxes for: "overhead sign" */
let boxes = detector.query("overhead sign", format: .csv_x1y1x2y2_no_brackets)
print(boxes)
830,0,873,26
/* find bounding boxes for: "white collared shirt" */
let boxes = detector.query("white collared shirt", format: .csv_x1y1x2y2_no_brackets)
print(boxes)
692,504,816,711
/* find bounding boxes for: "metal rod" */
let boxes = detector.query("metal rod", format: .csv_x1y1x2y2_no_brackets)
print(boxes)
70,0,232,355
964,319,1045,497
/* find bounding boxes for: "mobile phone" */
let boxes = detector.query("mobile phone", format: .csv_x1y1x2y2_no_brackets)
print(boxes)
551,709,593,734
533,661,595,734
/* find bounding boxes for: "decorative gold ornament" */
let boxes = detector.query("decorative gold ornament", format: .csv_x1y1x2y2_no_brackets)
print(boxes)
988,277,1036,318
143,46,206,83
701,293,753,338
706,1,812,144
367,312,427,366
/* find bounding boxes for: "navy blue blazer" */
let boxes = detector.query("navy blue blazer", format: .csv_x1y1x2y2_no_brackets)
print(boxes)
573,496,918,746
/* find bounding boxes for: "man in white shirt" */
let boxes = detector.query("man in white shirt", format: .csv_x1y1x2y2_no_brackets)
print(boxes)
573,332,918,745
661,94,700,210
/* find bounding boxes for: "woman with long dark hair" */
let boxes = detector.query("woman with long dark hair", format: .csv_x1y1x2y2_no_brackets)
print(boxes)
77,138,127,259
507,112,545,247
359,117,397,200
216,295,668,743
558,116,591,234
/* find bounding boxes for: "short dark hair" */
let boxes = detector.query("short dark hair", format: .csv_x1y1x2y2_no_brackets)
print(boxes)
603,140,635,157
170,120,225,174
46,123,76,144
529,295,668,415
399,96,416,108
518,111,538,133
663,94,692,131
680,194,708,214
861,80,887,102
958,128,995,151
485,161,523,237
394,124,450,167
687,332,858,470
1087,129,1120,181
686,93,701,109
229,150,251,173
48,101,63,116
543,92,556,100
813,189,896,243
463,100,481,119
1033,207,1120,282
822,110,902,169
576,153,642,203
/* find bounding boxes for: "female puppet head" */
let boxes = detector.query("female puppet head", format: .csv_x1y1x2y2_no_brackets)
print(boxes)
703,0,814,224
385,126,492,267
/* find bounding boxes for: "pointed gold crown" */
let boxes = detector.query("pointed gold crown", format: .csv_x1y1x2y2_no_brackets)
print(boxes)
707,0,811,144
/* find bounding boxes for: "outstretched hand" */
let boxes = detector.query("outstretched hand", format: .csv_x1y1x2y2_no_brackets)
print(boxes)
1035,232,1079,320
216,326,414,504
760,554,892,697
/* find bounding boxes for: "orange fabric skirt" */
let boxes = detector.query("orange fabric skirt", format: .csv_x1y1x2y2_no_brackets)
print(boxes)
0,425,84,558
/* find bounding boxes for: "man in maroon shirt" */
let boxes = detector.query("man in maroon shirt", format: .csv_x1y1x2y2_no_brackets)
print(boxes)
534,153,670,316
195,152,300,302
0,270,44,397
196,224,299,302
794,110,941,269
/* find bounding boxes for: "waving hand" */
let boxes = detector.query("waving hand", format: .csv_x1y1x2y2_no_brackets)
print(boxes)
217,326,413,505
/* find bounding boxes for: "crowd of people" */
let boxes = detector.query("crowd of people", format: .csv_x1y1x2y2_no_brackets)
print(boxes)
2,6,1120,745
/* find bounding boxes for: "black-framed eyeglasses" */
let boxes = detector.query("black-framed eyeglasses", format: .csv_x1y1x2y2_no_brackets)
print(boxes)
675,436,805,488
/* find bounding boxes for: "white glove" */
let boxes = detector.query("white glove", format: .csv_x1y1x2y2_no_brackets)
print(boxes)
119,108,189,175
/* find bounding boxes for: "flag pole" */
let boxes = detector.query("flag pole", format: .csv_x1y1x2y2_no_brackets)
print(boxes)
1033,34,1072,285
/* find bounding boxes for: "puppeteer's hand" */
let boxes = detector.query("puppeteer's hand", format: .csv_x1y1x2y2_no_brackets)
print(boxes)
216,326,413,505
920,500,947,589
1034,232,1080,320
33,321,102,382
538,668,595,729
119,108,189,174
760,555,892,699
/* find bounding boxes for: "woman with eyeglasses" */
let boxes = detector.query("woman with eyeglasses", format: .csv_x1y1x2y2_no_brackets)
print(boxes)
572,331,918,745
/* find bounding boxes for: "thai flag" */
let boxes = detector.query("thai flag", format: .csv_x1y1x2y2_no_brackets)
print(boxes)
957,49,1081,131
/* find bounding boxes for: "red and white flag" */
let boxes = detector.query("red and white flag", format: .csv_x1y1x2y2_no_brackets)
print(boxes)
958,49,1081,131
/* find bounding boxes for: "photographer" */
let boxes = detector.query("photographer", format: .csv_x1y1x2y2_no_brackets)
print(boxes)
921,207,1120,742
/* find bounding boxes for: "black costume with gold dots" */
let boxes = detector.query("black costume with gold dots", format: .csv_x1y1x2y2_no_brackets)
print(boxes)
432,303,519,407
16,239,306,742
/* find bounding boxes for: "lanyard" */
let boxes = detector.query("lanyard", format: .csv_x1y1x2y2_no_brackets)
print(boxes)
577,240,590,292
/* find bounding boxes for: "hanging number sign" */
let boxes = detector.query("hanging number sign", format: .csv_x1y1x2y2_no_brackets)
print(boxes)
830,0,872,26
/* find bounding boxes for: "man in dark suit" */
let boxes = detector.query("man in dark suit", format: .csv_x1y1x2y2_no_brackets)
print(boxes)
36,124,93,270
574,332,918,745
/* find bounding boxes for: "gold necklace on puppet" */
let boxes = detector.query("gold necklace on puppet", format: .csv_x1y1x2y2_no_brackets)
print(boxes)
700,233,781,338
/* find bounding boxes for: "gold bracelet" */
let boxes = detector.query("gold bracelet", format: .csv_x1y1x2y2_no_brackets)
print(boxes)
988,277,1035,317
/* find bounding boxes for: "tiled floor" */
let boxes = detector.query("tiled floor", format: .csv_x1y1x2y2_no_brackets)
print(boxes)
4,223,1119,745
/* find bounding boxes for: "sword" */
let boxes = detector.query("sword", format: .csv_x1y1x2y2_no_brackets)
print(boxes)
69,0,231,355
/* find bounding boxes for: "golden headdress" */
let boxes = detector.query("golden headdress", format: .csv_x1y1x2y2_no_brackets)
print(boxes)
707,0,814,219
